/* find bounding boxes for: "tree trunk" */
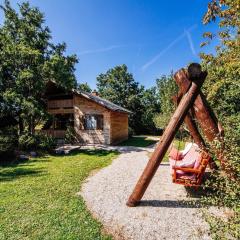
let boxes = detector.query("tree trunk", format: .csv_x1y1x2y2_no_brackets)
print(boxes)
19,116,24,134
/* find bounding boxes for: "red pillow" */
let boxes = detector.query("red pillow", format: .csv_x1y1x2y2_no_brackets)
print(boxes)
169,148,183,160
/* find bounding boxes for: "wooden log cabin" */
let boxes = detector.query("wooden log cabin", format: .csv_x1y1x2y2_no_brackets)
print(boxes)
42,81,131,145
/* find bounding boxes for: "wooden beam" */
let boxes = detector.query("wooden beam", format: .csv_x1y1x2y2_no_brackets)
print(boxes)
172,95,205,148
126,66,206,207
174,68,225,167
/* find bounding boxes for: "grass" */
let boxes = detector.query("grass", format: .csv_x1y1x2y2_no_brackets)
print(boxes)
147,139,186,162
119,136,158,147
0,149,119,240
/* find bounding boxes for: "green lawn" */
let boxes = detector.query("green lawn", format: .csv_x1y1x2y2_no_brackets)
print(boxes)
162,139,185,162
119,136,158,147
0,150,119,240
147,139,186,162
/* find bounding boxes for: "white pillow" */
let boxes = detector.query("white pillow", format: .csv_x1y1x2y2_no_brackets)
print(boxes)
181,143,193,156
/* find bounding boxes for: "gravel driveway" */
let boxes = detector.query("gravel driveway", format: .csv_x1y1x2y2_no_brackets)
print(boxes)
80,147,211,240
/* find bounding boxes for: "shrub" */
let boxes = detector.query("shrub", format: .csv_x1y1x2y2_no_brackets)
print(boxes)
201,125,240,239
19,132,56,151
19,133,38,150
38,133,56,151
128,127,135,137
65,126,80,144
0,126,18,159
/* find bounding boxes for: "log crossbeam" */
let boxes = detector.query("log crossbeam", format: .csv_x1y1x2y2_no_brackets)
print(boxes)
127,64,207,207
126,63,224,207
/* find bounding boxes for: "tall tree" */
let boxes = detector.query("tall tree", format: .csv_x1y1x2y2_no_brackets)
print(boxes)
78,82,92,93
199,1,240,238
200,0,240,130
96,65,144,133
0,1,78,134
153,74,178,129
140,86,160,133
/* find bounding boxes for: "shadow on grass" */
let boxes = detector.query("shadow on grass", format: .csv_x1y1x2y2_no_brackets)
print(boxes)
54,149,119,157
0,155,51,168
0,157,29,168
0,167,46,182
119,137,157,147
184,186,207,198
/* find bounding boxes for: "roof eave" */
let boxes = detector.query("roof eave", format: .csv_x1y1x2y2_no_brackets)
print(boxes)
72,90,131,114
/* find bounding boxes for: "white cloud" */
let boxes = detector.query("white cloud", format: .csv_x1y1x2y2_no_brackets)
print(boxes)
185,28,196,56
141,24,197,71
79,45,123,55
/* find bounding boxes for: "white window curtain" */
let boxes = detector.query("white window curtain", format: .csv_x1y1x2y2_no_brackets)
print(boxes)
86,116,97,129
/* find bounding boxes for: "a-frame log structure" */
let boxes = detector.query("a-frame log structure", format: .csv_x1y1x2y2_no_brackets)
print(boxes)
174,68,225,167
126,63,224,207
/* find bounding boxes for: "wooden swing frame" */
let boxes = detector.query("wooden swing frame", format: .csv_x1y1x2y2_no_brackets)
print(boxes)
126,63,225,207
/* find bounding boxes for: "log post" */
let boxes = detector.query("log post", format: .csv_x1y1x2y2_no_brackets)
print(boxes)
172,96,205,148
126,66,206,207
173,66,225,167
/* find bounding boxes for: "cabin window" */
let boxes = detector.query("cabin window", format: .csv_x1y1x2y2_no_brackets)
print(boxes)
53,114,74,130
84,115,103,130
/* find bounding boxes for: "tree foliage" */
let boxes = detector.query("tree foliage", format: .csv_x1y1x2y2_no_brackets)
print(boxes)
96,64,160,134
0,0,78,137
140,86,160,133
199,1,240,238
153,74,178,129
78,82,92,93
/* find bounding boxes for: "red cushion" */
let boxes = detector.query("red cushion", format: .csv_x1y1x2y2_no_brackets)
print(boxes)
169,148,183,160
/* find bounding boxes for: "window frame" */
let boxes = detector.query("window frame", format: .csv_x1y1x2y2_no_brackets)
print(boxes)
84,114,104,130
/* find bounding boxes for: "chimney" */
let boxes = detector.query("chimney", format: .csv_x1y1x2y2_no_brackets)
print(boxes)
92,90,99,96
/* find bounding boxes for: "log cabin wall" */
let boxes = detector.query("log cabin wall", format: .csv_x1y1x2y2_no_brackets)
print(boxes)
45,86,129,145
47,99,74,115
73,94,111,144
110,112,128,145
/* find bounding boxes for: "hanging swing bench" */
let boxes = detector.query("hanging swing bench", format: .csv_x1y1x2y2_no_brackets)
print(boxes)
169,143,211,187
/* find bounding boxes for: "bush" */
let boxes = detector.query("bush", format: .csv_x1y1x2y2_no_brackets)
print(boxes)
38,133,56,151
0,126,18,159
19,132,56,151
128,127,135,137
200,125,240,239
65,126,80,144
19,133,39,150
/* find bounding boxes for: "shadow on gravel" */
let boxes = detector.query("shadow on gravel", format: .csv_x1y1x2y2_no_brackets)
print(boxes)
138,199,201,208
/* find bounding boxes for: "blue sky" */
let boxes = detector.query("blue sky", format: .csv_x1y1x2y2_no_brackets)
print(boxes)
0,0,218,89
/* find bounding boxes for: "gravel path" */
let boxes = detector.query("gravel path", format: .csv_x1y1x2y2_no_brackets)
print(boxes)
80,148,211,240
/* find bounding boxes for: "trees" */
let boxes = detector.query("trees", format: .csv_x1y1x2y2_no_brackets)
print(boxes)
153,75,178,129
78,82,92,93
97,64,143,133
140,86,160,134
199,1,240,238
97,64,160,134
0,1,78,136
97,65,139,105
200,0,240,139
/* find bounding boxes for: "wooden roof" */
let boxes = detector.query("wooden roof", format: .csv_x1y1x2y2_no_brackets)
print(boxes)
73,89,131,114
45,81,131,114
